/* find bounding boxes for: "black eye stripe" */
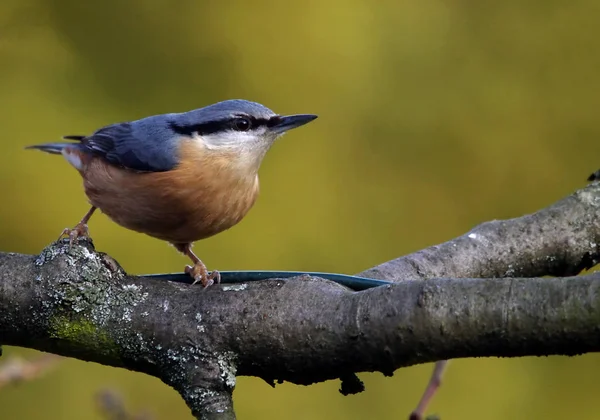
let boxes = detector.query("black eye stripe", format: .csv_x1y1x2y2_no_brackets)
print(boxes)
169,116,277,136
266,116,282,127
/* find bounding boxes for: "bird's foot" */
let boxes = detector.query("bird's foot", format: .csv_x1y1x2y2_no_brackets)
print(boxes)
185,262,221,288
58,222,89,249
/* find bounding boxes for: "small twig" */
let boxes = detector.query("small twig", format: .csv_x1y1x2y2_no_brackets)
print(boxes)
0,353,61,388
96,388,154,420
410,360,448,420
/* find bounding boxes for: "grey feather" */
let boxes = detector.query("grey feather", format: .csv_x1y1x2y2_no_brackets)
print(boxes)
29,100,282,173
83,119,180,172
174,99,276,126
81,100,276,172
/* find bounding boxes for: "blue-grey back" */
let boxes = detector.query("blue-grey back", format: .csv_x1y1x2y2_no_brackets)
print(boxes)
82,117,179,172
81,100,276,172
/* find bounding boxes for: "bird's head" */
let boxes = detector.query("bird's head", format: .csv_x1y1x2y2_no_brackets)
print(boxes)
168,99,317,172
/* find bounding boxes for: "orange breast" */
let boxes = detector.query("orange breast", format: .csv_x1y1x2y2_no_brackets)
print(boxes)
80,141,260,244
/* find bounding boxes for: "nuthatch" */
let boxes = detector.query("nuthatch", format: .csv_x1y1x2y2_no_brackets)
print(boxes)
27,100,317,287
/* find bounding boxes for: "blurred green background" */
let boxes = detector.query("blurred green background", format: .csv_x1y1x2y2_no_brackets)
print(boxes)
1,0,599,419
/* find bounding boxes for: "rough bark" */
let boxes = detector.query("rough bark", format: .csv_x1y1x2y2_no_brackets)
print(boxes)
0,182,599,419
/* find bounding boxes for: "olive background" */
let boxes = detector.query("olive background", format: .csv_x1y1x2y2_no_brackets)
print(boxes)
1,1,599,419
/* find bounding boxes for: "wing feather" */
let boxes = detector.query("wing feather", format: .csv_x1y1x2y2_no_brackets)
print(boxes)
80,122,179,172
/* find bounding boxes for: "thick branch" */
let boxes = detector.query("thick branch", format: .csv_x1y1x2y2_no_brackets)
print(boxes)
0,183,599,418
2,247,600,381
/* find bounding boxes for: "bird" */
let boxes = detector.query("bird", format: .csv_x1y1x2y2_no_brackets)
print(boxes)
27,99,317,287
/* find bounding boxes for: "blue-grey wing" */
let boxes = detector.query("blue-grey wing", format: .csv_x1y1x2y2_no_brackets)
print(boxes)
81,122,179,172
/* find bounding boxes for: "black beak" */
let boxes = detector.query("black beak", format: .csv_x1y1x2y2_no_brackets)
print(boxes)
270,114,318,134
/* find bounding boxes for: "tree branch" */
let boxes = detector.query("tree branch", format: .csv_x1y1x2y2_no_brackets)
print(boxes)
1,182,599,419
361,182,600,281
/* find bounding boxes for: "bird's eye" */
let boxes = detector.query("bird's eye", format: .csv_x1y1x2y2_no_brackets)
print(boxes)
233,117,252,132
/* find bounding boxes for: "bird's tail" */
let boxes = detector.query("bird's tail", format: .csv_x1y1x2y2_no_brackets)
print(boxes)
26,139,88,170
25,140,82,155
588,169,600,182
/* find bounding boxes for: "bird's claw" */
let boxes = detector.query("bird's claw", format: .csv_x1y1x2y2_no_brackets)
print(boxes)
186,263,221,288
58,222,89,249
